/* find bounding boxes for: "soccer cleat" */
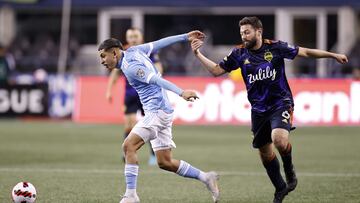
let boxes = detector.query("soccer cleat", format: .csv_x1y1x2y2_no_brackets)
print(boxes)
204,171,220,203
273,186,290,203
119,194,140,203
285,165,298,192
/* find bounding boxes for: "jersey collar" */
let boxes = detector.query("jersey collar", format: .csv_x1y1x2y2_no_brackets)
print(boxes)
249,40,265,54
116,52,125,69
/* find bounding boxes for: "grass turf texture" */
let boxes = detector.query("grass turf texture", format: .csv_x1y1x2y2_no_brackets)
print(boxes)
0,120,359,203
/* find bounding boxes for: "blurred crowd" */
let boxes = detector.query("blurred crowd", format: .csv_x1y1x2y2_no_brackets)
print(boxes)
1,12,359,84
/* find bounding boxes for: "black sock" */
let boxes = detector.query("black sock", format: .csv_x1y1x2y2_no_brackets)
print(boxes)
280,143,293,172
263,155,287,192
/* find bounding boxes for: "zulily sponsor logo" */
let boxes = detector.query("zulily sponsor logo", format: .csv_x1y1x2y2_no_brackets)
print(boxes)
248,66,276,84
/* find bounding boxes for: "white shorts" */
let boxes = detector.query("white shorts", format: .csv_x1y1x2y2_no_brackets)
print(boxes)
130,110,176,152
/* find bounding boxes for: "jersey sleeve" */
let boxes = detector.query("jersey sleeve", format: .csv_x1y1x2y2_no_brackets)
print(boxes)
126,63,156,84
149,75,183,96
131,34,187,57
277,41,299,60
219,48,240,72
131,43,154,57
151,34,187,52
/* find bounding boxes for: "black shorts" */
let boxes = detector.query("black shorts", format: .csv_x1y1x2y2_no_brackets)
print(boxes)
251,107,294,148
124,94,144,115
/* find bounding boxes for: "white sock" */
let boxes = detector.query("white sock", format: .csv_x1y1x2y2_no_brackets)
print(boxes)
176,160,208,183
124,164,138,197
198,171,207,183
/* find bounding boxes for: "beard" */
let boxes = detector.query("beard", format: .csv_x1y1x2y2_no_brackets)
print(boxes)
244,37,257,49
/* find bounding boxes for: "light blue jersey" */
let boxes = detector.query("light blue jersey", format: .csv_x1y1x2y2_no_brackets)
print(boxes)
116,34,188,114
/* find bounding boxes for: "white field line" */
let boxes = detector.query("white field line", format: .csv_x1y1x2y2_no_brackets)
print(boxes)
0,168,359,178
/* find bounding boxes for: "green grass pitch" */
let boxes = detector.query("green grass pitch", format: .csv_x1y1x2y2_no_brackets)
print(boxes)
1,120,359,203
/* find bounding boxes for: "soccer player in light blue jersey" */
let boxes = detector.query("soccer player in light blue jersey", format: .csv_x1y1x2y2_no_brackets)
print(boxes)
105,28,162,166
98,31,220,203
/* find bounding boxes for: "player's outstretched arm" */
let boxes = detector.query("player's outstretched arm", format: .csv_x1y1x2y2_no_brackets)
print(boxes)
151,30,205,52
191,39,226,77
149,76,198,102
105,68,120,103
298,47,348,64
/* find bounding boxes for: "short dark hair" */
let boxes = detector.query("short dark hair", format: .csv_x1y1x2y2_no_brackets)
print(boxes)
239,16,263,30
98,38,123,51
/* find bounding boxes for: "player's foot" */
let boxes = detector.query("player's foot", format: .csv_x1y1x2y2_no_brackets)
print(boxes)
204,171,220,203
273,186,290,203
119,194,140,203
148,154,157,166
285,165,298,192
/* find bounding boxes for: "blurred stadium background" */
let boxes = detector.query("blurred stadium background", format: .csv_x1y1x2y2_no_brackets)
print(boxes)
0,0,360,202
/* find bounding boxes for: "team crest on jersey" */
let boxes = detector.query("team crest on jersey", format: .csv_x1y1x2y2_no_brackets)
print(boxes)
264,51,273,62
136,68,145,79
244,58,250,65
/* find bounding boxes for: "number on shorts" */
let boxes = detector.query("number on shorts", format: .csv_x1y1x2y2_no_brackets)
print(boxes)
282,110,290,120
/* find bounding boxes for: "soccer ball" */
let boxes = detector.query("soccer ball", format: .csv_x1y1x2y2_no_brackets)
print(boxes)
11,182,37,203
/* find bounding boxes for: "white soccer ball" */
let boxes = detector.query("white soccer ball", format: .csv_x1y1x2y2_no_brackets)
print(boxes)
11,182,37,203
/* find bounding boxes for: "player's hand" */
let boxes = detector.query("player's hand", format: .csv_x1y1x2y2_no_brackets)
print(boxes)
181,90,199,102
106,90,113,103
334,54,348,64
191,39,204,55
187,30,205,42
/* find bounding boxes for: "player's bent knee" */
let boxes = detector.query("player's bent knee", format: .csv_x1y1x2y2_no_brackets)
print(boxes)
122,132,145,153
157,159,172,170
272,137,281,146
273,136,288,150
272,130,288,148
122,140,135,154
